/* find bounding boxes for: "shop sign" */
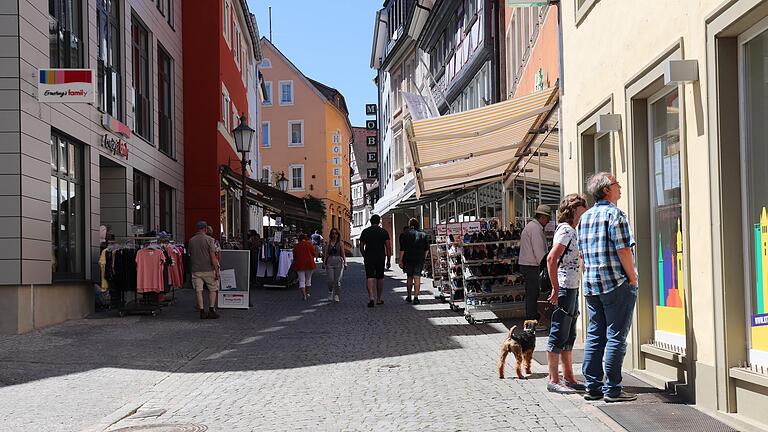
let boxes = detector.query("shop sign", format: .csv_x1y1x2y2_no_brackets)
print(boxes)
101,113,132,138
367,168,378,179
102,135,129,159
365,104,377,115
447,223,462,236
38,68,95,103
463,221,482,234
367,152,377,163
220,292,246,307
365,119,377,130
436,224,448,236
366,136,377,146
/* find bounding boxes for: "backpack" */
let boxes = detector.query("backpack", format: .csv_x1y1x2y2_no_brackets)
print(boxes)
538,238,572,294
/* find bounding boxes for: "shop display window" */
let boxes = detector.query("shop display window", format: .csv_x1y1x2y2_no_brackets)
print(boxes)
50,132,84,279
133,170,152,234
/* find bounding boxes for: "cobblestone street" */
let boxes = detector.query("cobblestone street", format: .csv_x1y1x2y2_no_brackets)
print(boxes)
0,258,653,432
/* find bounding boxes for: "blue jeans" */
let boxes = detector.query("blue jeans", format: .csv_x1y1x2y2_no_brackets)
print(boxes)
582,281,637,397
547,288,579,353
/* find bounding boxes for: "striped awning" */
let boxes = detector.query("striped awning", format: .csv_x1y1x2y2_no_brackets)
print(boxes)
407,86,558,197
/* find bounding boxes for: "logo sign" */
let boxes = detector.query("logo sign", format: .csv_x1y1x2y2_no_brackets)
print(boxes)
38,69,95,103
366,136,377,146
365,119,377,130
365,104,377,115
753,313,768,327
102,135,129,159
101,113,131,138
220,293,246,307
367,168,378,179
367,152,377,163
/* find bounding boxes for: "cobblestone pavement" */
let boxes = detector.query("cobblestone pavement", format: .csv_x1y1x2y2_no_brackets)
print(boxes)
0,258,635,432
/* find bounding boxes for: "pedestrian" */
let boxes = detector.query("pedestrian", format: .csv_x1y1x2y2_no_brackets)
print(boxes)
311,230,324,263
519,204,552,327
545,194,589,394
399,217,429,304
360,214,392,308
578,172,638,402
189,220,220,319
292,233,317,301
323,227,347,303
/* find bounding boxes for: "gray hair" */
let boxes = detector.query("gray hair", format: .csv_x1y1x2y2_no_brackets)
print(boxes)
586,172,613,202
195,220,208,230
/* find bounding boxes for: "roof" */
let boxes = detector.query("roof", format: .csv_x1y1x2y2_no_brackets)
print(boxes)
307,78,349,116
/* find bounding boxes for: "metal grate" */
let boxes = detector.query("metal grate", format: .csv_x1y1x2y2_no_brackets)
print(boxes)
598,404,736,432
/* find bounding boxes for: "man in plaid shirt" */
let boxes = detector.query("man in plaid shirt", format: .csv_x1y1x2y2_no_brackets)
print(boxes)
577,172,638,403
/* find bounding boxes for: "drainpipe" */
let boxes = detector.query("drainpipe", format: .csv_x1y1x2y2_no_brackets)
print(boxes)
491,0,501,103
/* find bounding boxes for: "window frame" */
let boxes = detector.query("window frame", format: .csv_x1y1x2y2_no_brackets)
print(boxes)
263,81,273,106
261,58,272,68
49,0,86,69
279,80,294,106
575,0,600,26
261,121,270,147
222,84,231,131
262,165,272,185
159,181,174,234
133,170,152,234
97,0,121,119
50,131,85,281
157,44,174,157
288,120,304,147
223,0,231,47
289,164,305,191
131,15,152,142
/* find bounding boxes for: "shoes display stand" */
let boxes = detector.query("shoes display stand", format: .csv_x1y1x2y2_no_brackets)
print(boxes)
430,243,451,303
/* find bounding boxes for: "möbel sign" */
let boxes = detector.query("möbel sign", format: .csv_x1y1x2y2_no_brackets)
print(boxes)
38,69,95,103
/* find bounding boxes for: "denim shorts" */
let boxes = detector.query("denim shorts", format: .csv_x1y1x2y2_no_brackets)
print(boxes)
547,288,579,353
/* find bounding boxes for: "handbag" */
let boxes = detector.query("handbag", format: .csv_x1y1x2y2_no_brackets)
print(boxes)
538,238,572,294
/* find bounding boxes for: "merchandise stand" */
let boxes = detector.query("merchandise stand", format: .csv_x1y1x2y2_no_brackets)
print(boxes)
114,237,162,317
459,238,524,324
430,243,452,303
446,243,464,312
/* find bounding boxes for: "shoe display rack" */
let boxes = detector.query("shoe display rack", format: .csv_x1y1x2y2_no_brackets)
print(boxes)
457,232,525,324
430,243,451,302
446,243,465,311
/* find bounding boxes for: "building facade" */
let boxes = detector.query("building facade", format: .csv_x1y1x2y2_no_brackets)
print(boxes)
182,0,260,242
0,0,185,333
350,126,378,252
561,0,768,429
259,38,352,243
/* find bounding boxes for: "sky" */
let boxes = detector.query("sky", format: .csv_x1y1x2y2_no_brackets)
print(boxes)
249,1,380,127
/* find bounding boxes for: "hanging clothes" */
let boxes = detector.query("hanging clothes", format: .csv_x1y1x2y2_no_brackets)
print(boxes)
277,250,293,278
136,248,165,293
98,248,110,292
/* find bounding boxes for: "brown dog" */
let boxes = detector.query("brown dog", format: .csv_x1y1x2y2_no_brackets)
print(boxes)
498,320,538,379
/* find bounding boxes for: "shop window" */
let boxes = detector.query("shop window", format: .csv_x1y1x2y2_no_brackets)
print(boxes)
97,0,121,119
157,45,173,156
261,121,270,147
131,16,152,141
289,164,304,191
133,170,152,234
50,132,84,280
280,80,294,105
288,120,304,147
648,88,686,351
159,182,174,234
49,0,84,68
263,81,272,106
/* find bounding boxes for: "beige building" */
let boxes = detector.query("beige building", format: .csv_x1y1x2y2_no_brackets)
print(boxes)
561,0,768,429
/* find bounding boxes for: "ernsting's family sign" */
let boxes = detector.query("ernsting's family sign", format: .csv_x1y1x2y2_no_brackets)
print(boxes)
38,69,96,103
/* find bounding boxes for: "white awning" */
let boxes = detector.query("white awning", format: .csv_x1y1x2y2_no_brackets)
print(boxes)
406,87,558,197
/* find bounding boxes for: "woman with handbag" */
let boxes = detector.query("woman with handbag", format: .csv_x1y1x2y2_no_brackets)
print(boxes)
544,193,588,393
323,228,347,303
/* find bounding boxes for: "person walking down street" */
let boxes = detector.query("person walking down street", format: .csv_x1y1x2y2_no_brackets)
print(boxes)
545,194,589,394
360,214,391,308
400,218,429,305
519,204,552,327
578,172,639,403
311,230,324,263
292,234,317,301
323,228,347,303
189,220,221,320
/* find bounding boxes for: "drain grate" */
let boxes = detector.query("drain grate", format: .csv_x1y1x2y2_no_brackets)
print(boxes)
598,404,736,432
110,424,208,432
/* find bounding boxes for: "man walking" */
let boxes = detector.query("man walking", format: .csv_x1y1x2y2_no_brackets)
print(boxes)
311,230,324,263
399,218,429,305
189,220,220,319
578,172,638,402
360,214,391,308
518,204,551,324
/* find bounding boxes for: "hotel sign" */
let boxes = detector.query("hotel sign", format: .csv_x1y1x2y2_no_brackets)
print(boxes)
38,69,95,103
102,135,129,160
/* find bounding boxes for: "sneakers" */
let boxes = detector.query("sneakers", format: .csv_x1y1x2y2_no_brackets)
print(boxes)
563,380,586,392
405,296,412,303
328,292,335,301
605,391,637,403
412,298,421,305
583,391,603,401
334,294,340,303
207,308,220,319
547,382,577,394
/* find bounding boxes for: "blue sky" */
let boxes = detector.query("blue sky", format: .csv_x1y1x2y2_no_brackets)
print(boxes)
249,1,379,127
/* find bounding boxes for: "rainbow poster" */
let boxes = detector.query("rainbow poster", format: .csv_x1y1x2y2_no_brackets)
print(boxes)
655,217,686,348
38,68,95,103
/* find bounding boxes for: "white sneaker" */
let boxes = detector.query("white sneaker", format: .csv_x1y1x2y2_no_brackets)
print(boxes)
334,294,340,303
328,293,334,301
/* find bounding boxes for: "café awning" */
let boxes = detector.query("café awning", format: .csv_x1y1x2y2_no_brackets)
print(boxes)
406,86,558,197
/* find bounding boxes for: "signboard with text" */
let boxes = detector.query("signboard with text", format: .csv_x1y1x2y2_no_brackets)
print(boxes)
38,69,95,103
365,119,377,130
366,104,377,115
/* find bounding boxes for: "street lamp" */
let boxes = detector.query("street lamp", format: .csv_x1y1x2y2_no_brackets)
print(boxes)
276,171,289,192
232,114,255,250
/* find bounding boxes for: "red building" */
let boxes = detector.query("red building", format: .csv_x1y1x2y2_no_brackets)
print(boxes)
182,0,260,240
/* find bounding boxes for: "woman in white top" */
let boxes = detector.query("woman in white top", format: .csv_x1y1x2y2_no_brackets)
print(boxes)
545,194,588,394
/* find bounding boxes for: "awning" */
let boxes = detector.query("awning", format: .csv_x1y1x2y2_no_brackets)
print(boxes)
406,86,558,197
371,179,416,216
506,116,561,187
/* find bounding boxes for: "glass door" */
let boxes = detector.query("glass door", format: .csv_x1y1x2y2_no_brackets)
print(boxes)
648,87,686,352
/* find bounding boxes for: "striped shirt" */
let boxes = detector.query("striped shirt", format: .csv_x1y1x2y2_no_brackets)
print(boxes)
577,200,636,296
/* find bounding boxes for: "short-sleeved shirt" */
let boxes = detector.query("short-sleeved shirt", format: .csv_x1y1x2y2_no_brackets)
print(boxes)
577,200,636,296
360,225,390,260
553,223,580,289
401,228,429,264
188,233,216,273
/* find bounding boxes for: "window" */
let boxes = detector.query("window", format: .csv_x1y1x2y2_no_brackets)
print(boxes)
158,46,173,156
393,132,404,173
261,121,270,147
288,120,304,147
222,84,231,131
289,164,304,191
353,211,363,227
223,1,231,46
233,26,240,67
263,81,272,105
261,58,272,68
50,132,84,279
161,0,173,27
241,45,248,83
159,182,174,233
49,0,84,68
575,0,599,24
97,0,121,119
132,17,152,141
262,165,272,185
279,80,294,105
133,170,152,234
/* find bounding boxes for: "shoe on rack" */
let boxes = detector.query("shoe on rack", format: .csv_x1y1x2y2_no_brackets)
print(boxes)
563,379,586,392
413,298,420,305
547,382,577,394
367,300,375,308
334,294,340,303
405,296,412,303
207,308,220,319
604,391,637,403
199,309,207,320
583,391,603,401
